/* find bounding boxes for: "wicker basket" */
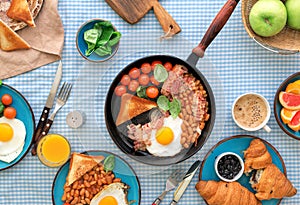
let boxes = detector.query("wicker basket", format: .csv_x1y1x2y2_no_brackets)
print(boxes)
242,0,300,54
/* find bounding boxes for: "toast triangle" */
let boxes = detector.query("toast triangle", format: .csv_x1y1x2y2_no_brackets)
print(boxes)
66,153,105,186
0,19,30,51
6,0,36,27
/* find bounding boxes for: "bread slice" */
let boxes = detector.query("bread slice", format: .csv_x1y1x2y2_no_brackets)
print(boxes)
6,0,36,27
66,153,104,186
0,19,30,51
116,93,157,126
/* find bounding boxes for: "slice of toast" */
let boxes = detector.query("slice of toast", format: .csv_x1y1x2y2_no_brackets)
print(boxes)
6,0,36,27
66,153,105,186
116,93,157,126
0,19,30,51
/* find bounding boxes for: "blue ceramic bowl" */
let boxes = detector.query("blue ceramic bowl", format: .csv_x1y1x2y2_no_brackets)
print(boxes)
274,72,300,140
76,19,120,62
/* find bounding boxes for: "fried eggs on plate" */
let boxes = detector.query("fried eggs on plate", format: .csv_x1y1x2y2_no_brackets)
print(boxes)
90,182,129,205
146,115,183,157
0,116,26,158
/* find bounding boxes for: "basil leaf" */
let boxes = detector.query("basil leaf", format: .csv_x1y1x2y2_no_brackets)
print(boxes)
169,98,181,118
94,45,112,56
104,155,115,172
154,64,168,82
108,31,121,46
157,95,170,111
84,29,99,45
137,86,147,98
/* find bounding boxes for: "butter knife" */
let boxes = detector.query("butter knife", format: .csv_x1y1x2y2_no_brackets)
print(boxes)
170,160,201,205
31,61,62,155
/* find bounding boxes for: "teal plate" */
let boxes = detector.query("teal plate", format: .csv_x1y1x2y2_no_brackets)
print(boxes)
199,135,286,205
0,84,35,171
274,72,300,140
52,150,141,205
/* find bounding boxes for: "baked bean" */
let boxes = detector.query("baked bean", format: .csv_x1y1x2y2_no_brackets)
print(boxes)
83,174,89,180
85,198,91,204
180,137,186,144
113,178,121,183
80,188,85,196
84,181,91,188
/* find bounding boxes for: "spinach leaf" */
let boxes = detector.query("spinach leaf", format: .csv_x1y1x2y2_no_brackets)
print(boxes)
108,31,122,46
157,95,170,111
104,155,115,172
94,45,112,56
169,98,181,118
137,86,147,98
84,29,99,45
154,64,168,82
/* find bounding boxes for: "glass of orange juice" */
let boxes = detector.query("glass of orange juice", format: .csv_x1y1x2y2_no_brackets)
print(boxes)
37,134,71,167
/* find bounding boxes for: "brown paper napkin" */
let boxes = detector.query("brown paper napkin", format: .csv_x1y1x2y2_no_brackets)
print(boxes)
0,0,64,79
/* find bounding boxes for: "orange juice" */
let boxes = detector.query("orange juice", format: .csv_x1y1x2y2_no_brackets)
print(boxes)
37,134,71,167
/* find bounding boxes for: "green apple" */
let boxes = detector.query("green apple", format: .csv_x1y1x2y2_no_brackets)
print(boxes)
285,0,300,30
249,0,287,37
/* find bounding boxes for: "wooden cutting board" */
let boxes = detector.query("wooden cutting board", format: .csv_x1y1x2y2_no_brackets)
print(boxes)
105,0,181,35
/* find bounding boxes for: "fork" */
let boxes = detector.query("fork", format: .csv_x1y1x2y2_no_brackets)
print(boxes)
152,169,185,205
31,82,72,154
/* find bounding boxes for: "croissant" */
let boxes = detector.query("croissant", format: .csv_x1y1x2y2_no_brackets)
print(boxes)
250,163,297,200
244,139,272,174
196,180,261,205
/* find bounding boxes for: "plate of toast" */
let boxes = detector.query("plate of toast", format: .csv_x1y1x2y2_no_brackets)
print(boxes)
52,150,140,205
196,135,297,205
0,0,43,31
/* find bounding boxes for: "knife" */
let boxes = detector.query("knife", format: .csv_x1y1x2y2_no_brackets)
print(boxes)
31,61,63,155
170,160,201,205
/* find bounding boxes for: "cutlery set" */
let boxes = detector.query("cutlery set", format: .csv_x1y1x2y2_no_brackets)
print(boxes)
31,61,72,155
152,160,201,205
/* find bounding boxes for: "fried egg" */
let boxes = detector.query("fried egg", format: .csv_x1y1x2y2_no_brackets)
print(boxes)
90,182,129,205
0,117,26,156
0,142,24,163
146,115,183,157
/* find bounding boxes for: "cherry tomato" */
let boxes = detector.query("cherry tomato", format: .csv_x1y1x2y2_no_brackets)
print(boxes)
146,86,159,99
128,67,140,79
114,85,127,96
151,60,162,70
138,74,150,86
150,75,160,86
128,80,139,92
141,63,152,74
164,62,173,71
1,94,13,106
120,74,131,86
4,107,17,119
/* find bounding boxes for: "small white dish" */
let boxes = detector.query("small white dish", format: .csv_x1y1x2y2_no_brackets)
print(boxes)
214,152,244,182
232,92,271,132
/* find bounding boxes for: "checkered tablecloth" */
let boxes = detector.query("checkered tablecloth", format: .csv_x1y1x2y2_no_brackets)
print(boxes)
1,0,300,204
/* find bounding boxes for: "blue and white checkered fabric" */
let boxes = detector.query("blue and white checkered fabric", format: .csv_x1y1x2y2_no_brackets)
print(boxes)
1,0,300,204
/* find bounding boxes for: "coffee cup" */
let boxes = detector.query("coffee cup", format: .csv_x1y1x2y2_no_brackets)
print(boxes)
232,93,271,132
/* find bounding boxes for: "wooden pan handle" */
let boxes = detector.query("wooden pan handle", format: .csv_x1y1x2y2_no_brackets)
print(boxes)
151,0,181,35
192,0,239,58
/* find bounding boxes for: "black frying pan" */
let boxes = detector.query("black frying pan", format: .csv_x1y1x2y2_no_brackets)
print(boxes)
104,0,239,166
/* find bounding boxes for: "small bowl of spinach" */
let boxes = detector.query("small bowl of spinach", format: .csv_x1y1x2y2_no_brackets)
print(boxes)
76,19,121,62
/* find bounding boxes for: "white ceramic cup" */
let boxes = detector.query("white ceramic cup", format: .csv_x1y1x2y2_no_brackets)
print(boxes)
232,92,271,132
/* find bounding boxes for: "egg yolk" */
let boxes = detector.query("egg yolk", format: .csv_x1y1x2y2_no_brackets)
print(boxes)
98,196,118,205
0,123,13,142
156,127,174,145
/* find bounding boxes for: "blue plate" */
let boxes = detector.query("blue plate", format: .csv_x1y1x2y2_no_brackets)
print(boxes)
76,19,119,62
0,84,35,171
274,72,300,140
52,150,141,205
199,135,286,205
